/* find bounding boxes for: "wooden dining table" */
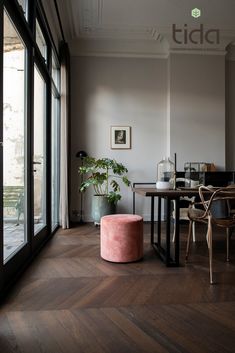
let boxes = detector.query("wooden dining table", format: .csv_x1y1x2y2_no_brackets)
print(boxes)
132,187,200,267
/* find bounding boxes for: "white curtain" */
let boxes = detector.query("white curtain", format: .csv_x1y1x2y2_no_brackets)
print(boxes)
59,42,70,229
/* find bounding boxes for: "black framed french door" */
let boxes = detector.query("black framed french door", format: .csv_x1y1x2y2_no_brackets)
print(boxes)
0,0,53,293
31,61,51,251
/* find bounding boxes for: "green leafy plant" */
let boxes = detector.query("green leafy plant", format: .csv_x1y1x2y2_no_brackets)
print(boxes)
79,157,131,204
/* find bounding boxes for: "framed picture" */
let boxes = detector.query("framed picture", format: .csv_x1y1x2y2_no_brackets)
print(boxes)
110,126,131,149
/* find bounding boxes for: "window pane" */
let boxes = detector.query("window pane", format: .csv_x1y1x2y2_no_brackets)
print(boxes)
3,11,27,262
52,53,59,91
34,66,46,235
17,0,28,20
36,19,47,62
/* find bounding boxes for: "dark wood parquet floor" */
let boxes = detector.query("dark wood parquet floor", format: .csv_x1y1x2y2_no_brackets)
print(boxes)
1,222,235,353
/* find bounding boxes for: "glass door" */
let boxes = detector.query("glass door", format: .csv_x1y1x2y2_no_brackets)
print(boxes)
3,10,27,263
0,0,60,294
33,65,47,236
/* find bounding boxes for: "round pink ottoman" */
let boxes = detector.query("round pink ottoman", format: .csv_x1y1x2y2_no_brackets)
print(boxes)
100,214,143,262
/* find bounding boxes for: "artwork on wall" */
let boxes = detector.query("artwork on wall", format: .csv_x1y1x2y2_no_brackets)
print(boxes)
110,126,131,149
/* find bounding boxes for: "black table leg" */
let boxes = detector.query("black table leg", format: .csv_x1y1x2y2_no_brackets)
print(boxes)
150,196,154,243
157,197,161,245
151,195,180,266
166,197,171,265
174,197,180,266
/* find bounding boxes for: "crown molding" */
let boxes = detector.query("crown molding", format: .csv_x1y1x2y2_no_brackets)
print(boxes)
68,23,235,58
55,0,235,58
76,25,164,41
69,37,169,58
72,52,169,59
69,36,231,58
169,48,227,56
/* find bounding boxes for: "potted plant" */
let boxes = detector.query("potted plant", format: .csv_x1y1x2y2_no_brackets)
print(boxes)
79,157,131,224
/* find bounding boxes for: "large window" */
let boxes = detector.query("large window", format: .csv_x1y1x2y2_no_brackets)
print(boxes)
36,19,47,62
17,0,28,20
3,10,27,262
52,53,59,89
1,0,61,293
33,65,47,235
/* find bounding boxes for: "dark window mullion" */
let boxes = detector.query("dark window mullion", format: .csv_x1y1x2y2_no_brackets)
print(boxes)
0,0,61,295
27,0,36,35
0,3,4,275
46,79,52,232
27,45,34,250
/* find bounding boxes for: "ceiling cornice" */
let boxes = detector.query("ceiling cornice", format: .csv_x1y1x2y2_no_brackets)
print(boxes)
55,0,235,58
169,49,227,56
68,37,169,58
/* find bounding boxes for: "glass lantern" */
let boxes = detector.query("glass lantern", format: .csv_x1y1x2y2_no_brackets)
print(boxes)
156,157,175,189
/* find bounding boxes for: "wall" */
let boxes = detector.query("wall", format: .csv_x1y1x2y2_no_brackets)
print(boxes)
168,53,226,171
226,58,235,169
70,53,227,221
70,57,168,221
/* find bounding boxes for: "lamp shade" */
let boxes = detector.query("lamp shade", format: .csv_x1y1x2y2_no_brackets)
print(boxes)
76,150,87,159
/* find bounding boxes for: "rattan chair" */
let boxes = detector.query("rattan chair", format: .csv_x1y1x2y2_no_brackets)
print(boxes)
185,185,235,284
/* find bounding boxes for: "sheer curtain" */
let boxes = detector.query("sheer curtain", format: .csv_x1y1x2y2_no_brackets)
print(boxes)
59,42,70,229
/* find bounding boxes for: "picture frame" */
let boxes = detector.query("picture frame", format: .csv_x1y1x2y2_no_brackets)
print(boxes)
110,126,131,149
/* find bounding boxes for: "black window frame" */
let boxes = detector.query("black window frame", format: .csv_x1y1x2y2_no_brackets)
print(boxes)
0,0,61,296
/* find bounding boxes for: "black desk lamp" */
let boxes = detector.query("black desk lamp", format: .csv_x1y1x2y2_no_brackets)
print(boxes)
76,150,88,160
76,150,88,223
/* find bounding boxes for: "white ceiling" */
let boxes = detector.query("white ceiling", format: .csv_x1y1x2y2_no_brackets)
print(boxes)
55,0,235,57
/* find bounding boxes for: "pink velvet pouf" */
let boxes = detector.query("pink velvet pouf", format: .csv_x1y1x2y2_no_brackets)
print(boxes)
100,214,143,263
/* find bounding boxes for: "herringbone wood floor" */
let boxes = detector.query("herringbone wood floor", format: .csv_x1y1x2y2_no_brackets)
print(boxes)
1,223,235,353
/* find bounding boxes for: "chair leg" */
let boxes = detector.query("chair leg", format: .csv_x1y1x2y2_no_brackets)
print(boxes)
206,217,213,284
185,220,193,261
192,221,196,242
226,228,230,262
172,221,176,242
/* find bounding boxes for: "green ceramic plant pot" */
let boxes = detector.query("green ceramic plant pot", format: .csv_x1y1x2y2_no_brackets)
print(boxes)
92,195,116,225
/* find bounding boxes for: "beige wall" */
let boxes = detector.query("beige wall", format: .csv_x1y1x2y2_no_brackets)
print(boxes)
70,53,228,221
226,58,235,169
168,53,226,170
70,57,167,221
